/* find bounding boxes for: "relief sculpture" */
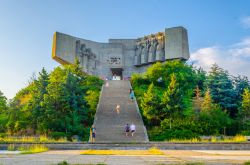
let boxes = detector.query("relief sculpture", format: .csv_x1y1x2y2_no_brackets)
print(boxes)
75,40,96,73
148,35,157,63
134,40,142,66
53,27,189,78
134,32,165,66
141,37,150,64
155,32,165,61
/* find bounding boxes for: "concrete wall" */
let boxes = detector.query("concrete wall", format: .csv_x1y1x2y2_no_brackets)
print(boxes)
1,142,250,150
165,27,189,60
52,27,190,78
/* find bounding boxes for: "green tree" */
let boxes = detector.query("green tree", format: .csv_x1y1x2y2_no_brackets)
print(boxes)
161,73,183,119
206,64,237,116
194,67,207,94
233,75,250,104
141,83,161,123
193,86,202,114
199,89,232,135
241,88,250,120
30,68,49,133
201,89,215,112
85,90,100,119
0,90,8,132
145,62,164,83
0,90,7,112
199,107,232,135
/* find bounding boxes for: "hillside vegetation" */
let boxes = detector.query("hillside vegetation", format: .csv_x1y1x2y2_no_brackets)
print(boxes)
131,60,250,140
1,59,250,141
0,59,103,141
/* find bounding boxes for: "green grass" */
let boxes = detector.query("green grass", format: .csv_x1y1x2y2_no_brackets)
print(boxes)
7,144,15,151
18,144,49,154
0,135,67,143
167,135,247,143
244,161,250,165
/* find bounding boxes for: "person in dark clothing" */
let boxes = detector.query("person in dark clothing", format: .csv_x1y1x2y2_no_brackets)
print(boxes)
124,123,130,137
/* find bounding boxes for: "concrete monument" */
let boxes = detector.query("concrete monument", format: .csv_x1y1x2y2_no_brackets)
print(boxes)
52,26,189,80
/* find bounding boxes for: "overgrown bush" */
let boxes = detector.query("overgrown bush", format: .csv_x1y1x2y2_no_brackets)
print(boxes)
50,132,66,140
148,127,200,141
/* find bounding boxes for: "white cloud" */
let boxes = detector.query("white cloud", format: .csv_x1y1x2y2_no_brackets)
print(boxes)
241,16,250,29
189,37,250,79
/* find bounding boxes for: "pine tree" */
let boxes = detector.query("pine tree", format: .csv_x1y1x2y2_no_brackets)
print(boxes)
195,67,207,93
201,89,214,112
141,83,161,121
161,73,183,118
241,88,250,120
71,57,86,78
206,64,237,116
30,68,49,133
233,75,250,103
0,90,7,112
193,86,202,113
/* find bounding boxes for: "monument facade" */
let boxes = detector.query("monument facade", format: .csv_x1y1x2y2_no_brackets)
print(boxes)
52,26,189,79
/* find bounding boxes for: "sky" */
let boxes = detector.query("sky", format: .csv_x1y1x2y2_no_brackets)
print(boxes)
0,0,250,99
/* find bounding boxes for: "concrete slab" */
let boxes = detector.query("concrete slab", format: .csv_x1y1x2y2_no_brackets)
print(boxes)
0,150,250,165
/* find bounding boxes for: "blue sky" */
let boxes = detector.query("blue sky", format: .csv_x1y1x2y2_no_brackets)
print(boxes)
0,0,250,99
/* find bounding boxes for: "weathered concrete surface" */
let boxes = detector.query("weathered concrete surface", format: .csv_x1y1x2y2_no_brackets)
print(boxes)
0,150,250,165
165,27,189,60
52,27,190,79
1,142,250,150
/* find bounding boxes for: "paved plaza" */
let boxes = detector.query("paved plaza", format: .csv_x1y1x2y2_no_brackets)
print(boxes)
0,150,250,165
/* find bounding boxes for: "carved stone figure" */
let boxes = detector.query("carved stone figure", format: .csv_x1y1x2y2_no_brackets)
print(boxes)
75,41,96,73
80,44,89,71
140,42,146,64
134,42,142,66
75,40,81,55
148,37,157,63
155,34,165,61
141,37,150,64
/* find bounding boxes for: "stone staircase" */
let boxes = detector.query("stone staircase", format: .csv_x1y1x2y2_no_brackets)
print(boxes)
92,80,148,143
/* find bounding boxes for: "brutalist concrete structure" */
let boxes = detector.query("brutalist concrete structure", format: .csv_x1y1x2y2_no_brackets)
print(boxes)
52,26,189,79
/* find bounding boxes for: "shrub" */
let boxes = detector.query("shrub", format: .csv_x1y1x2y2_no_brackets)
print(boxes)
0,133,7,138
244,161,250,165
7,144,15,151
240,130,250,136
148,128,200,141
232,135,247,142
50,132,66,140
18,144,48,154
57,161,69,165
166,130,200,140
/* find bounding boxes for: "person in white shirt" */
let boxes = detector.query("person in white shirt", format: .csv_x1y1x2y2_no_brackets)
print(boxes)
130,123,136,137
115,104,120,114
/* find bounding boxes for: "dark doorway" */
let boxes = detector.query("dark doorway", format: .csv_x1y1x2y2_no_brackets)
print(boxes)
111,68,123,80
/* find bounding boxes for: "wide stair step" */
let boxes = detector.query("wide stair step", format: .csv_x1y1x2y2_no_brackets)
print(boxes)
92,80,148,142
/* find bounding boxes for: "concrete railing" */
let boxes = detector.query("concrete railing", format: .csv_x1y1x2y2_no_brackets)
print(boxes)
89,83,104,142
128,81,149,142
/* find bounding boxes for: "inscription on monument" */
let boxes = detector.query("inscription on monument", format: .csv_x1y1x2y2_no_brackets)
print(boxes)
107,57,121,65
